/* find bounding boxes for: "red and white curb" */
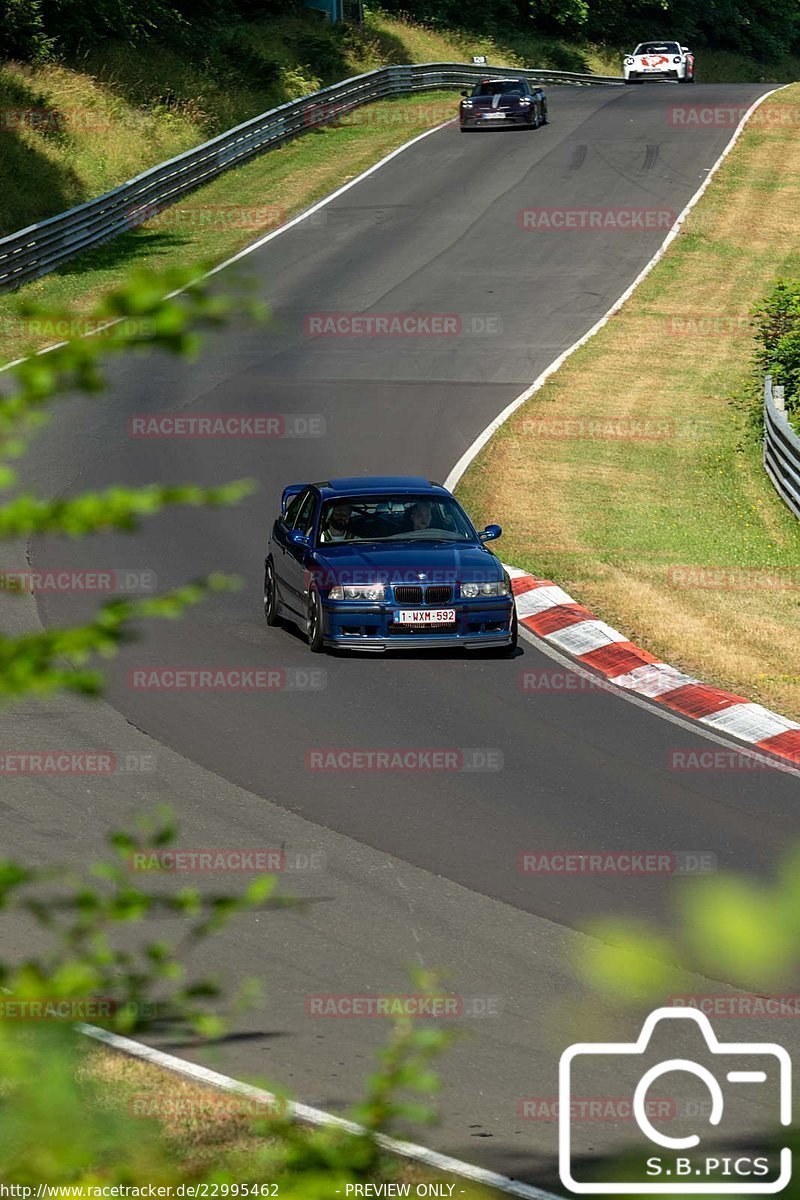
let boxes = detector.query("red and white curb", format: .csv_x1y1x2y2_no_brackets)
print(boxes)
505,565,800,768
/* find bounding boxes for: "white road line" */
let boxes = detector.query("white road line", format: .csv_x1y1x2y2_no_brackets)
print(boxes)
78,1023,563,1200
452,84,800,770
0,116,457,375
443,85,787,493
21,83,798,1192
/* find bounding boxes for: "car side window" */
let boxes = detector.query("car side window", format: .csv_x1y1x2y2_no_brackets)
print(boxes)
293,491,317,537
283,492,304,527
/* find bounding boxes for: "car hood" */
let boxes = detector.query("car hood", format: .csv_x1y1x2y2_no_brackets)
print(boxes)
633,53,674,64
312,541,504,585
467,94,525,109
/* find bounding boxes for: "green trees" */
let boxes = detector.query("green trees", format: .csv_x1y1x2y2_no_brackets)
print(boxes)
754,280,800,424
2,0,799,63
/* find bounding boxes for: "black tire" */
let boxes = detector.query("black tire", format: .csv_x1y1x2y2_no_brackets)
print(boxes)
540,101,549,125
307,588,325,653
263,560,279,626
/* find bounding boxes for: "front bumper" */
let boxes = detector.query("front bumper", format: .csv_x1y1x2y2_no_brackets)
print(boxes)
460,110,532,127
321,598,515,652
626,69,682,80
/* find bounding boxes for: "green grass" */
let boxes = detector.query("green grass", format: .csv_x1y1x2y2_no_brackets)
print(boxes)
0,6,637,363
458,85,800,721
3,7,798,241
88,1047,492,1193
0,90,458,364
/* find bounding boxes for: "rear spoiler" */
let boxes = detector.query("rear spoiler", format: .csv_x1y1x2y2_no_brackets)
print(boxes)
281,483,306,514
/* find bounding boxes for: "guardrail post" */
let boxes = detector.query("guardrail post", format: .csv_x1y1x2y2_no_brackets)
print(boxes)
390,65,413,98
774,384,786,412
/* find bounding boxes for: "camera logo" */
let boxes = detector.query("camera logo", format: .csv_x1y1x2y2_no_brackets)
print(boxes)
559,1007,791,1194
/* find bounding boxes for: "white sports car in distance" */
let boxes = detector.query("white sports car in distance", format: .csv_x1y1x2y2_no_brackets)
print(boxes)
624,41,695,83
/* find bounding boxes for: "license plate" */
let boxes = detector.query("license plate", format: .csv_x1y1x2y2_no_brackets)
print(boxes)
395,609,456,625
482,113,506,119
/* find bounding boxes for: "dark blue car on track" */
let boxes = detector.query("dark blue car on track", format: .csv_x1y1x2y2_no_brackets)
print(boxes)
263,477,517,654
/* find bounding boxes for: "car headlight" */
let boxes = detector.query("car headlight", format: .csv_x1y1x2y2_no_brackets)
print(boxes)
519,96,531,103
625,57,635,65
461,99,473,107
328,584,386,601
673,56,682,63
460,581,511,598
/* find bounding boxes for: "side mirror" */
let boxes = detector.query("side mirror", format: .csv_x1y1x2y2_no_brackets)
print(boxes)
681,46,690,53
288,530,310,548
460,90,469,98
479,524,502,542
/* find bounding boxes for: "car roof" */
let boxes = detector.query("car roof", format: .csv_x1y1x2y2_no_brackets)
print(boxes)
314,476,448,498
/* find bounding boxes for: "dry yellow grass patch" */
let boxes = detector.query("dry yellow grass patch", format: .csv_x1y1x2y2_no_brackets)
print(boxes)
84,1045,493,1192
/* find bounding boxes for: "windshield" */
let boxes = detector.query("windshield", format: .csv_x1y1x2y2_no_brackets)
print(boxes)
318,495,476,544
473,80,526,96
634,42,680,54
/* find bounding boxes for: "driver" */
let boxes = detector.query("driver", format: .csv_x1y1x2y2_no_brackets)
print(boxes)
406,500,433,531
322,501,354,542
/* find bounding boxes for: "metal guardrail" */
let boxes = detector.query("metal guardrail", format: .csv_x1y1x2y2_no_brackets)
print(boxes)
764,374,800,519
0,61,622,293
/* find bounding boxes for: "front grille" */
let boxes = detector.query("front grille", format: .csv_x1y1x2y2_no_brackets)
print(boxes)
425,585,453,604
394,586,423,604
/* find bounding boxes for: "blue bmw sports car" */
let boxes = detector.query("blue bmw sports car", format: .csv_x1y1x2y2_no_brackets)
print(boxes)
263,477,517,654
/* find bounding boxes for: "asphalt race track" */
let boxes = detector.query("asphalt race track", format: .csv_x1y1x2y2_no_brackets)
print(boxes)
9,81,800,1184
